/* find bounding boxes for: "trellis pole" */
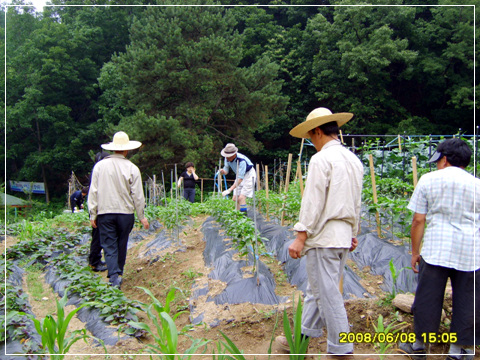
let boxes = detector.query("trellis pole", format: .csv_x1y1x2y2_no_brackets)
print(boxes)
175,164,179,244
281,153,293,226
369,154,381,237
161,171,167,206
252,167,260,286
265,165,270,221
412,156,418,188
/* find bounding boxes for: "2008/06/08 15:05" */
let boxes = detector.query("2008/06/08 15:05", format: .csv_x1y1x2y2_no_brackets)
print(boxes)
339,332,457,344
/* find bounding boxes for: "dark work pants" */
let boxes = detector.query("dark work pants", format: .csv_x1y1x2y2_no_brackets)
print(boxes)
97,213,135,278
89,227,103,267
183,188,195,203
412,257,479,345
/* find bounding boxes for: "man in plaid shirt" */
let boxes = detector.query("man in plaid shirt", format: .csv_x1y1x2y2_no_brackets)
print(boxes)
400,138,479,360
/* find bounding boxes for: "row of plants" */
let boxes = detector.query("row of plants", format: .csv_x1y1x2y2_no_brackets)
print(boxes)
2,212,145,354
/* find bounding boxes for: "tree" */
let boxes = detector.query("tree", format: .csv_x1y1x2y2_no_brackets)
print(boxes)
98,2,287,177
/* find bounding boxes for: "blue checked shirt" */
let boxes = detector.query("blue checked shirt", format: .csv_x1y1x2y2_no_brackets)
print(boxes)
408,166,480,271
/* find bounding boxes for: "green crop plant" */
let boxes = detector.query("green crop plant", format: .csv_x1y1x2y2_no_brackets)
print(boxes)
127,287,209,358
372,314,407,359
282,294,310,360
27,290,106,359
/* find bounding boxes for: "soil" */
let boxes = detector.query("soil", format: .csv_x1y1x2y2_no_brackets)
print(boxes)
8,215,479,360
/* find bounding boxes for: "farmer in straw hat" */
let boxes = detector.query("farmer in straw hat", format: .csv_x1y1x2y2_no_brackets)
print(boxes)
219,143,256,215
88,131,149,289
276,108,363,358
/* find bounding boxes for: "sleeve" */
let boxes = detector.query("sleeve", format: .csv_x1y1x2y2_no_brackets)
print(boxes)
407,177,428,214
131,166,146,220
88,168,99,220
222,159,230,174
237,160,247,179
293,157,328,236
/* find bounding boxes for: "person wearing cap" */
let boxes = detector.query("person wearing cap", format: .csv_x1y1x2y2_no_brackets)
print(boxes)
399,138,479,360
177,162,199,203
219,143,256,215
276,108,363,358
88,131,150,289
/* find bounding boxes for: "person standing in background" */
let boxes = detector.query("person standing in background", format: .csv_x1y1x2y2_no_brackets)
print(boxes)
177,162,199,203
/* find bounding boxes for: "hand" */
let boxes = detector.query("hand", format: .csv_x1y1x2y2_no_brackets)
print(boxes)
411,254,421,273
288,238,305,259
80,204,84,209
349,237,358,252
222,189,231,197
219,169,226,175
141,218,150,230
90,219,97,228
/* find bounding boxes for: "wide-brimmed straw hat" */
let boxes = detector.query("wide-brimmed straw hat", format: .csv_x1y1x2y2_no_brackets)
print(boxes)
289,107,353,139
221,143,238,158
101,131,142,151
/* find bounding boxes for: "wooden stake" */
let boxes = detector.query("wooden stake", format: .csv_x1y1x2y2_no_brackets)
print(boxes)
369,154,381,237
256,164,260,191
281,154,293,226
284,153,293,193
412,156,418,188
297,160,304,198
201,178,204,203
265,165,270,221
398,135,402,152
339,130,344,144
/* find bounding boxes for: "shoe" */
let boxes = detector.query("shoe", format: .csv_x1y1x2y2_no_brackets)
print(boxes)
109,274,122,289
275,335,290,351
326,352,355,360
90,263,107,272
398,342,426,360
446,349,474,360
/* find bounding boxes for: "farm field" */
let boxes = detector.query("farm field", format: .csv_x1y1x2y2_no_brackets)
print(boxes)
3,136,478,359
2,207,469,360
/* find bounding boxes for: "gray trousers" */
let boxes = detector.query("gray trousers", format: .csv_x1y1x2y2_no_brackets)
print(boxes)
301,247,353,354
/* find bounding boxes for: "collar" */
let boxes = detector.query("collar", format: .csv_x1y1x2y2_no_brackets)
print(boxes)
321,139,342,151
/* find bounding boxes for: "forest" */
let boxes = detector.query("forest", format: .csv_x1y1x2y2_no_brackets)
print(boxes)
3,0,477,203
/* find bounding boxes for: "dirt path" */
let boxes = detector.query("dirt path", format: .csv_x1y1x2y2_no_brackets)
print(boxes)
14,215,477,359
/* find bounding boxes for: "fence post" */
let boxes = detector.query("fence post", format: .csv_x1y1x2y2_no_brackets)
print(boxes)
412,156,418,188
265,165,270,221
281,153,293,226
369,154,381,237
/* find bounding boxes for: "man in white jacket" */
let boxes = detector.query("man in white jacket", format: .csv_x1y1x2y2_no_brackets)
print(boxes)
88,131,149,289
276,108,363,358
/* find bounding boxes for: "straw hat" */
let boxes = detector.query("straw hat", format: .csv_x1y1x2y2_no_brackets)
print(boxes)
101,131,142,151
221,143,238,158
289,107,353,139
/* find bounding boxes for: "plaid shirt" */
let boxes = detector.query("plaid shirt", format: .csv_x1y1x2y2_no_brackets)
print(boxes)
408,166,480,271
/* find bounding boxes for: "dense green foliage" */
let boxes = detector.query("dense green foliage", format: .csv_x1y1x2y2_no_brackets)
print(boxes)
4,1,477,201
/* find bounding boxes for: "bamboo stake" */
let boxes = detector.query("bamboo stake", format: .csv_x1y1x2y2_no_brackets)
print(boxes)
412,156,418,189
201,178,203,203
281,154,293,226
369,154,381,237
265,165,270,221
256,164,260,190
284,153,293,193
398,134,402,152
297,160,304,198
339,129,344,144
